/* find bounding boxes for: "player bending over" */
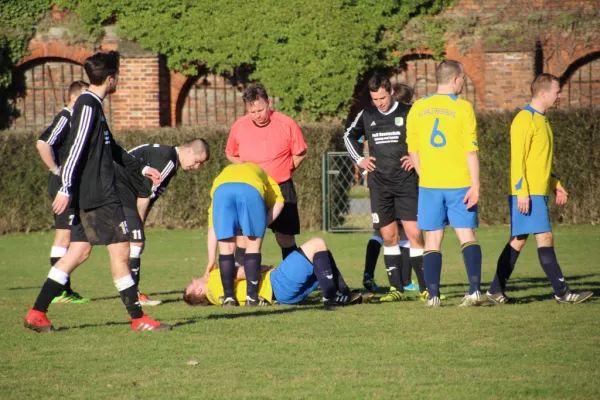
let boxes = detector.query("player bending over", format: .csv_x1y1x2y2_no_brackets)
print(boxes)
205,162,284,307
184,237,368,308
115,139,210,305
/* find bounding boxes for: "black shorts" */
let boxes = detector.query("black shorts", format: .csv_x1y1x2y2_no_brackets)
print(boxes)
124,206,145,243
269,179,300,236
115,171,152,210
81,202,130,246
48,175,87,242
369,182,418,229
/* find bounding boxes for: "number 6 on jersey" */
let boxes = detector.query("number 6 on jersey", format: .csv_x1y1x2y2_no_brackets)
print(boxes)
430,118,447,148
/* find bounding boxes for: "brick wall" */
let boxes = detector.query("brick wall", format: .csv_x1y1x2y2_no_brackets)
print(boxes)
109,57,161,130
8,1,600,131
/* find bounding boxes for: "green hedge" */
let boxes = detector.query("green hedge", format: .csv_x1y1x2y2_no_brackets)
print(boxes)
1,109,599,234
0,123,341,234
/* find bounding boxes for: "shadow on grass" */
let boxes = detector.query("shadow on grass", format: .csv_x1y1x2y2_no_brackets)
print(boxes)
173,305,323,327
91,290,182,301
7,286,41,291
55,321,130,331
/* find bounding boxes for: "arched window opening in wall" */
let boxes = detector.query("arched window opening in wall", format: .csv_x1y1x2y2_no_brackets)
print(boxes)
558,52,600,109
8,58,113,130
177,67,253,127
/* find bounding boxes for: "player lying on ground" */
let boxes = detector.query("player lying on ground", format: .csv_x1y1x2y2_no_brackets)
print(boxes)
36,80,91,304
114,139,210,306
486,73,592,305
206,162,284,307
184,237,370,308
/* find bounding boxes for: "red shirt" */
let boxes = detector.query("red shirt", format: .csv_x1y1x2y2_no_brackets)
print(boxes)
225,111,307,184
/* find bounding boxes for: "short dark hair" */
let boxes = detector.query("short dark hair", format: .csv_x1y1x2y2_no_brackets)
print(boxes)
531,73,560,97
182,138,210,161
242,84,269,104
183,291,209,306
68,80,89,98
436,60,463,85
392,83,414,104
367,74,392,93
84,51,120,86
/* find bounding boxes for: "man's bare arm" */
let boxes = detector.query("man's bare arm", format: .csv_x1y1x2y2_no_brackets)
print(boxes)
226,154,242,164
292,149,308,169
408,152,421,176
36,141,60,174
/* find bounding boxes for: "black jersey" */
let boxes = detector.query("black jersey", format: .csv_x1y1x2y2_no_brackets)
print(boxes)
344,101,416,188
59,91,148,210
37,107,71,167
115,144,179,209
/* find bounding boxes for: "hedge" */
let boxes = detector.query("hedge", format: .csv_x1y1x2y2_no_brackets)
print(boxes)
0,109,598,234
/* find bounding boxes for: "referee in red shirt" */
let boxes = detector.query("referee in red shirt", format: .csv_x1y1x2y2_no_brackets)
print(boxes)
226,84,308,260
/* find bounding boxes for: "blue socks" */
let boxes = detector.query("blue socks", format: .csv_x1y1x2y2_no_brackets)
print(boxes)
219,254,236,299
423,251,442,298
462,242,482,294
538,246,567,296
490,243,520,294
313,251,336,300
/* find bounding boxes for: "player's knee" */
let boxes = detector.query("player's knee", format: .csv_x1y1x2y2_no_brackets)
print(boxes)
536,232,554,248
275,233,296,248
54,229,71,248
130,243,144,259
510,235,528,251
305,237,327,252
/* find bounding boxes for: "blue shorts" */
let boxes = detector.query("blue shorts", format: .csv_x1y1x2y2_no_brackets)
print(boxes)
269,250,319,305
418,187,478,230
212,183,267,240
509,195,551,236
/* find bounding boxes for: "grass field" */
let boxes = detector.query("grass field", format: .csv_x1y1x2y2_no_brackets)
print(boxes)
1,225,599,399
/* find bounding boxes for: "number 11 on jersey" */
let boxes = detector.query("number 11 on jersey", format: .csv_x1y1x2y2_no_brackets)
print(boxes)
430,118,447,148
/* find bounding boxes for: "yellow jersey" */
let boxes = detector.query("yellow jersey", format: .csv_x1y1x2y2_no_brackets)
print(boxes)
407,94,478,188
510,105,561,197
207,162,284,227
205,268,274,306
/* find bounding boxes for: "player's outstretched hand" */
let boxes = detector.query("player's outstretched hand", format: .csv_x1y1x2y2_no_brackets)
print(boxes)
517,196,530,215
400,156,414,171
463,185,480,209
52,193,70,215
144,167,162,186
358,156,376,172
555,186,568,205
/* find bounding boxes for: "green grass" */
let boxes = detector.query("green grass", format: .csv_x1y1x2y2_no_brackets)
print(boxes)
348,185,370,199
1,226,599,399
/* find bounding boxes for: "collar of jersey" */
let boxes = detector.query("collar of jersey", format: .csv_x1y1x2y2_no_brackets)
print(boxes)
82,90,103,105
424,93,458,101
523,104,544,116
377,100,399,116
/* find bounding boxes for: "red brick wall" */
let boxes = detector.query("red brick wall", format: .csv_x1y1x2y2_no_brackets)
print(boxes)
9,2,600,131
483,52,534,110
108,57,161,130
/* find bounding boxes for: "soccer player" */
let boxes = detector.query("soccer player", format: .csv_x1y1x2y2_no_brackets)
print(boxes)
361,83,419,293
185,237,366,308
225,84,308,260
114,139,210,306
205,162,285,307
486,74,593,305
24,51,171,332
406,60,482,307
344,74,426,302
36,80,91,304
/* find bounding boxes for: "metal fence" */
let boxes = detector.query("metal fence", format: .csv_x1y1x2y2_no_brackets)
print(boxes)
321,152,372,232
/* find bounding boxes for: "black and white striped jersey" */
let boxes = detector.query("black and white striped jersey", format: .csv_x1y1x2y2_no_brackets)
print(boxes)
59,91,148,210
37,107,71,167
115,144,179,209
344,101,416,189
